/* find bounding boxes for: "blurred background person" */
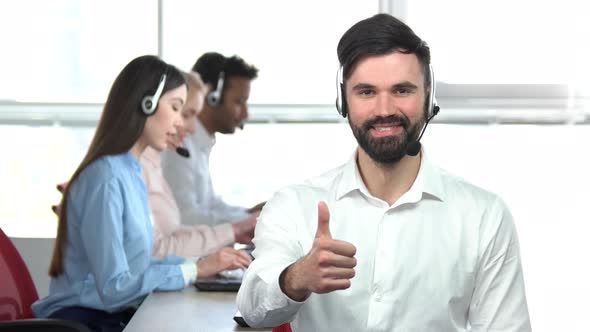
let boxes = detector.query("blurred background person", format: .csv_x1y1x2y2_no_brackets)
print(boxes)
162,52,264,229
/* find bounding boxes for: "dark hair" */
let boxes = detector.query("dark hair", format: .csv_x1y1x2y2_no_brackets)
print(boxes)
191,52,258,91
49,55,186,277
337,13,431,86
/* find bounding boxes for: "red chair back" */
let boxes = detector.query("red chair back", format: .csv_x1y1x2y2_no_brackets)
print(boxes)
0,228,39,321
272,323,292,332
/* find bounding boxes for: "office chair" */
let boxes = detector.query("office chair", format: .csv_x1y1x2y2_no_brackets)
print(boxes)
0,227,91,331
272,323,292,332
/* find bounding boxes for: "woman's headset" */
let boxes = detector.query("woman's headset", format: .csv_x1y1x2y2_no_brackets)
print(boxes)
141,73,167,115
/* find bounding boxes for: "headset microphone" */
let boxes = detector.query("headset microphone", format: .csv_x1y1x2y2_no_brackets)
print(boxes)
406,142,421,157
175,135,190,158
176,146,190,158
406,107,438,156
406,64,440,156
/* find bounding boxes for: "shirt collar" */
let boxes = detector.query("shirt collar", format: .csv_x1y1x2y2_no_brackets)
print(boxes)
411,148,446,202
193,117,216,149
336,146,446,204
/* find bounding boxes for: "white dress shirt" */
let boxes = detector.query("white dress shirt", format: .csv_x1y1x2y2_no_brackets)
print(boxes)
161,118,249,227
237,149,531,332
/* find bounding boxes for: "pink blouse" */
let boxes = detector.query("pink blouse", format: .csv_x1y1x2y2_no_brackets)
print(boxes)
140,147,235,258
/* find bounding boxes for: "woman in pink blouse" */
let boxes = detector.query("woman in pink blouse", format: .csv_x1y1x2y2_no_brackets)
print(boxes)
140,71,254,273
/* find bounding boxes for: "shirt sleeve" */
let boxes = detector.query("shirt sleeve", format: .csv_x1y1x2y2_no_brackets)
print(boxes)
161,148,249,227
178,258,198,286
236,188,306,328
468,197,532,331
77,177,187,310
152,223,235,259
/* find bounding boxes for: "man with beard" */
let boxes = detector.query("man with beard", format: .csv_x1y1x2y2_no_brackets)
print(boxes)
237,13,531,332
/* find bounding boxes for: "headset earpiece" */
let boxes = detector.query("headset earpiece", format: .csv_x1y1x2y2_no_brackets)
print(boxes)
207,71,225,107
335,66,347,118
141,73,167,115
426,64,440,119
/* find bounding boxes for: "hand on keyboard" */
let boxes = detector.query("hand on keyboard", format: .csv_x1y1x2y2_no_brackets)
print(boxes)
218,268,244,280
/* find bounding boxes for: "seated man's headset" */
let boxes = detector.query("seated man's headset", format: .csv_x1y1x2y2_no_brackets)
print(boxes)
140,72,190,158
335,63,440,156
207,71,225,107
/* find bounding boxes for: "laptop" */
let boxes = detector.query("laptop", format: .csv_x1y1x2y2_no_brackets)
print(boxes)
194,268,244,292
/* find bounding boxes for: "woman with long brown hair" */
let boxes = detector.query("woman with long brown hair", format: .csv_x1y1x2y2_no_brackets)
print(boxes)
31,55,205,331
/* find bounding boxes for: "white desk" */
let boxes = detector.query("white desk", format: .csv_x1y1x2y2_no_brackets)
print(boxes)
123,288,271,331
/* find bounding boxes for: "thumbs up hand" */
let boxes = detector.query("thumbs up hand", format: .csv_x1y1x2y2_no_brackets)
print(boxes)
279,201,357,301
315,200,332,239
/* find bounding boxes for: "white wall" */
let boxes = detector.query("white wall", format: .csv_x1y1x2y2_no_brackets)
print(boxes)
11,237,54,298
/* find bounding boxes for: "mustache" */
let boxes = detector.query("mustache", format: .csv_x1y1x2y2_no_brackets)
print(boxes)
362,114,409,131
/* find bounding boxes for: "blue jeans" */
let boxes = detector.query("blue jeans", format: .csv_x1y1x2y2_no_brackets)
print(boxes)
49,306,136,332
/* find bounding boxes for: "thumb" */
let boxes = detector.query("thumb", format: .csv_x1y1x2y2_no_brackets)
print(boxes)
315,201,331,239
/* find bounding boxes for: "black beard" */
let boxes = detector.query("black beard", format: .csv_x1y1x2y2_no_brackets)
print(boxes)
349,114,423,164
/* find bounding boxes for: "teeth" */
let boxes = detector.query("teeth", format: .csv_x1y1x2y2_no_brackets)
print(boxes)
375,127,392,132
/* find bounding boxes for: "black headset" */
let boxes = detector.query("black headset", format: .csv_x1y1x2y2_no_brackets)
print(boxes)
141,73,167,115
206,71,225,107
335,64,440,120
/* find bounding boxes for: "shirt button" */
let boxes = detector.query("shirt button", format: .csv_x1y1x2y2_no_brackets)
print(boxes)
372,287,382,302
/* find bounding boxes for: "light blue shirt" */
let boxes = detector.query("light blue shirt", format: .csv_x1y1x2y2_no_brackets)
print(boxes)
32,153,186,317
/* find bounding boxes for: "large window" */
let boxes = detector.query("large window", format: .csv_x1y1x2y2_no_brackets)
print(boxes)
0,0,377,105
1,0,588,124
405,0,590,108
407,0,587,85
161,0,378,105
0,0,157,103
